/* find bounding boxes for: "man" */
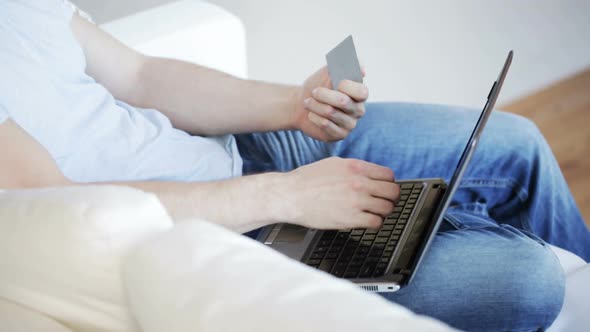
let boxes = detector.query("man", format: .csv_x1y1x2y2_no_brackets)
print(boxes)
1,1,588,330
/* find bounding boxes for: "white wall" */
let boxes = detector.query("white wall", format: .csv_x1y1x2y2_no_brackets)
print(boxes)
73,0,590,108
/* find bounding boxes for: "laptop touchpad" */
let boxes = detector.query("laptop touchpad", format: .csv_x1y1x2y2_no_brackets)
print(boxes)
275,224,308,243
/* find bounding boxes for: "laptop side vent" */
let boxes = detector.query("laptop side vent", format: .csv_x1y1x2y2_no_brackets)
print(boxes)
359,285,379,292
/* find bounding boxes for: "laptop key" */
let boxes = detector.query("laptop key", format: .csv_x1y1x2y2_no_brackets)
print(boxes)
333,240,346,247
314,246,329,253
308,259,321,265
374,263,388,276
325,252,339,259
320,231,338,240
369,249,383,258
331,244,343,251
378,230,392,237
359,263,377,278
350,257,364,267
340,252,354,260
310,252,325,259
331,268,345,277
318,259,336,272
356,246,370,254
344,270,359,278
373,243,385,250
336,232,349,240
351,229,364,236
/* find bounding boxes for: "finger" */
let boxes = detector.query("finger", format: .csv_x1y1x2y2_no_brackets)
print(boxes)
367,180,400,202
358,212,384,230
304,98,358,131
351,160,395,181
361,196,395,218
337,80,369,102
361,65,366,77
312,87,357,115
307,112,349,140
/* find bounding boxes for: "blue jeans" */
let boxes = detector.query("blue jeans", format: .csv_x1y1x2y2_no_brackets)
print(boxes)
236,102,590,331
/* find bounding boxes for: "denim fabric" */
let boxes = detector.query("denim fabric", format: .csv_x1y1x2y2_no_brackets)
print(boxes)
237,102,590,331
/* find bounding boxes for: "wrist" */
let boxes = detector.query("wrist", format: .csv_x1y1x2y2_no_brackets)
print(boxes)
286,85,304,131
259,171,300,224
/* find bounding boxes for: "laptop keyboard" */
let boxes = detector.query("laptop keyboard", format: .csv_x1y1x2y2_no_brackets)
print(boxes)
305,182,423,279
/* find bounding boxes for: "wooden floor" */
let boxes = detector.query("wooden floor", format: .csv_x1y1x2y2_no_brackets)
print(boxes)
502,68,590,227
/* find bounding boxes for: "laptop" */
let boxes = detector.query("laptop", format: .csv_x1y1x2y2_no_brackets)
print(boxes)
256,51,513,293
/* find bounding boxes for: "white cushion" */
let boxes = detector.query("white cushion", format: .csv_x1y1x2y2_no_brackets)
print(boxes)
101,0,248,78
547,245,589,332
0,298,74,332
124,220,455,332
0,186,173,332
555,265,590,331
549,245,587,274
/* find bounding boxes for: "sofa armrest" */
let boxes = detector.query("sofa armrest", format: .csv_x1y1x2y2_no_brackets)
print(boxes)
100,0,248,78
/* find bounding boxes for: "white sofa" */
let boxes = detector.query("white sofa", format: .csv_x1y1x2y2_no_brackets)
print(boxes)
0,1,587,331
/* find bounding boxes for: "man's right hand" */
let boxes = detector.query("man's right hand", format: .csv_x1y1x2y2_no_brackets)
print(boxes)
283,157,400,230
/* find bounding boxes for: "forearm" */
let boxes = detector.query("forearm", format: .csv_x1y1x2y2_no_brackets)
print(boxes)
114,173,287,233
132,56,298,136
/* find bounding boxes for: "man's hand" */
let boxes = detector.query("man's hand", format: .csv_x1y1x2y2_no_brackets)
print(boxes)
282,157,399,230
291,67,369,142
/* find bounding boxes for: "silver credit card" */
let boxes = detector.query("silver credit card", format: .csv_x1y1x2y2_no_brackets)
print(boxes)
326,35,363,90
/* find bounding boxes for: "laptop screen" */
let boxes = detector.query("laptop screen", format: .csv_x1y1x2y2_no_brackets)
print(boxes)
436,51,513,217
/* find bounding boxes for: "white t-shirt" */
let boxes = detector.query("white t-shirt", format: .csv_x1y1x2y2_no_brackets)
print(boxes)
0,0,242,182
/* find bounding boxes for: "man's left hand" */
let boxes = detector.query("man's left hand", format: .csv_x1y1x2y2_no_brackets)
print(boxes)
291,66,369,142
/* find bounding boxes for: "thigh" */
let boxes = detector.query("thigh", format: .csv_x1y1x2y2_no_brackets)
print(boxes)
382,212,565,332
236,129,330,174
238,102,519,178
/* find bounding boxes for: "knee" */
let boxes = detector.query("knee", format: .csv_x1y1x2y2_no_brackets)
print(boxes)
489,111,546,152
391,229,566,331
484,111,552,172
475,238,566,331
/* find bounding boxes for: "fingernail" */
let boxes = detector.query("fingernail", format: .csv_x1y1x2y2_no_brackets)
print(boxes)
312,88,319,96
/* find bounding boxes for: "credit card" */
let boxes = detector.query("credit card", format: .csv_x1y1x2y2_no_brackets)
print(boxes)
326,35,363,90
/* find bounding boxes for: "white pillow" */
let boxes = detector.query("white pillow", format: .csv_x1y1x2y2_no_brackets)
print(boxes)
124,220,454,332
0,298,74,332
0,186,173,332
